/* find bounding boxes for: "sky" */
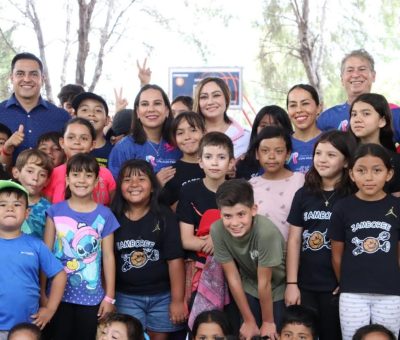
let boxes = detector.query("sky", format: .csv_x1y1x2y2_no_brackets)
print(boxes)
2,0,399,124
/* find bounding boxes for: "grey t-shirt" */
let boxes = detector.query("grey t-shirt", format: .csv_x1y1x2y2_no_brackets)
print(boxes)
211,214,286,301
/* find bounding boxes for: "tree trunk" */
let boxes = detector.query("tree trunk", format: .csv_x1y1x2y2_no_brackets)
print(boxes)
75,0,96,86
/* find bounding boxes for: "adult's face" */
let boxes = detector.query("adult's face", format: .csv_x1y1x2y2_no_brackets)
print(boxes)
10,59,43,102
341,56,376,101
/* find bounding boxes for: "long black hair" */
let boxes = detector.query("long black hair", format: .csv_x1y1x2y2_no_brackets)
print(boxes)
305,130,356,196
131,84,174,144
111,159,163,221
349,93,396,151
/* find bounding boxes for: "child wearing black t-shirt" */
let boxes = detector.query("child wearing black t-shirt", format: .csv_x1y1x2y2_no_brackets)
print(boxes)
160,112,205,210
329,144,400,340
286,131,356,340
176,132,234,306
111,160,187,337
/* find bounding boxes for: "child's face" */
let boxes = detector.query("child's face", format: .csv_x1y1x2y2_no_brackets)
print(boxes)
199,145,233,181
171,101,190,117
76,99,109,133
66,169,98,199
0,132,9,151
194,322,225,340
350,155,393,200
121,170,152,206
63,101,75,116
137,89,169,130
350,101,386,143
313,141,347,182
8,329,39,340
281,323,314,340
12,160,49,197
38,139,65,167
99,321,128,340
220,203,257,238
256,137,289,175
287,88,320,132
257,114,277,134
60,123,95,158
0,192,29,235
363,332,392,340
175,119,204,156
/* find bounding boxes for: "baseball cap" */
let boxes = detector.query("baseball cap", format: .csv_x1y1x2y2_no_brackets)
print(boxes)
72,92,109,115
0,180,28,196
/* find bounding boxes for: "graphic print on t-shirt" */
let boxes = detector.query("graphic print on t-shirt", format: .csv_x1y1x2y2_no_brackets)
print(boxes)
54,215,105,290
302,228,330,251
352,229,391,256
117,239,160,271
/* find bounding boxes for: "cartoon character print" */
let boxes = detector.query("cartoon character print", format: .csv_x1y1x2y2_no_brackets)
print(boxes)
53,215,105,290
302,229,330,251
121,245,159,271
352,231,391,256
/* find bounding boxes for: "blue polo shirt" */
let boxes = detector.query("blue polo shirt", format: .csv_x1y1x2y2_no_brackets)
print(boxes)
0,94,70,156
317,102,400,143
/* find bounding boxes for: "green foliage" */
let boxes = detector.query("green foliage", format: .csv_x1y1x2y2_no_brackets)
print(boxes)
257,0,400,108
0,27,16,99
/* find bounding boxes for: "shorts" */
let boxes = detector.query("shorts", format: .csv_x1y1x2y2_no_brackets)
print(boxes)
115,290,185,333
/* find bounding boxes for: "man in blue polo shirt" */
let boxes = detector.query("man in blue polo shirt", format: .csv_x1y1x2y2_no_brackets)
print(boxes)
317,49,400,142
0,52,70,158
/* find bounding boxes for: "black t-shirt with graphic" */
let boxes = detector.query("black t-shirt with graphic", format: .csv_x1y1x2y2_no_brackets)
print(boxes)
328,194,400,295
160,160,204,205
114,207,184,295
287,187,342,292
91,139,113,168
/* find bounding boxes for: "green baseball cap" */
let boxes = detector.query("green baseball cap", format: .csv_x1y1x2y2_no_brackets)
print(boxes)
0,180,28,196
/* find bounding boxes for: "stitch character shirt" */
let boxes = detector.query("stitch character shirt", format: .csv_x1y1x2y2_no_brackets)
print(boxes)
47,201,120,305
329,194,400,295
114,208,184,295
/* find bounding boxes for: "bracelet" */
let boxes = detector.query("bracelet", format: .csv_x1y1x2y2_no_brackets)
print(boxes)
286,282,298,284
2,148,12,157
103,295,116,304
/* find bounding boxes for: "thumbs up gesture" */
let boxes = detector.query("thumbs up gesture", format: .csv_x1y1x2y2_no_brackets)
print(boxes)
3,124,25,155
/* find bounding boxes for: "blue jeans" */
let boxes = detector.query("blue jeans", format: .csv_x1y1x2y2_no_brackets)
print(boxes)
116,291,185,333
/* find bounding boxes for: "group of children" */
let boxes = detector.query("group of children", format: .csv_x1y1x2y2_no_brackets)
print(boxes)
0,74,400,340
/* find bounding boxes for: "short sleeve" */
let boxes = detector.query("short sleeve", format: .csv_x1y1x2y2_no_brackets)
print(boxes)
327,205,345,242
101,167,116,192
176,185,195,224
162,210,184,260
100,207,120,238
38,241,63,278
108,137,136,179
211,221,233,264
287,188,304,227
257,221,284,268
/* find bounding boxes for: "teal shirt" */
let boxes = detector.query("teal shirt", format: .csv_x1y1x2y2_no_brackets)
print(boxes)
22,197,51,239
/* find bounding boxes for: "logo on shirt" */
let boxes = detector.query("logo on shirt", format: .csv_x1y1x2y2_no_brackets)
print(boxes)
338,120,348,131
385,206,398,219
20,251,34,256
352,231,391,256
120,240,159,271
287,152,299,165
249,250,259,260
302,229,330,251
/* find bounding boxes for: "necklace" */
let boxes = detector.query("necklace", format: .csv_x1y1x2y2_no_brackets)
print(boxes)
147,140,162,156
322,191,336,207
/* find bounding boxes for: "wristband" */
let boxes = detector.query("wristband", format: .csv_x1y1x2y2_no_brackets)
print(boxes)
286,282,298,284
103,295,116,304
2,148,11,157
